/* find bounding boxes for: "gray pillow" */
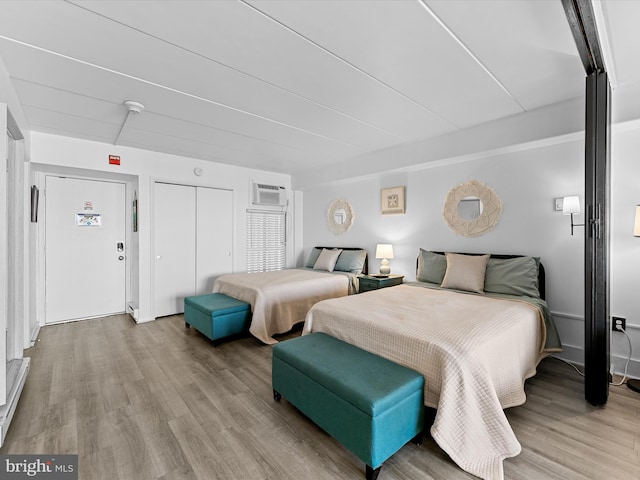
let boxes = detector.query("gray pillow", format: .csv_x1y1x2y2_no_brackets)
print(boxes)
305,247,322,268
334,249,367,274
484,256,540,298
440,253,490,294
416,249,447,284
313,248,342,272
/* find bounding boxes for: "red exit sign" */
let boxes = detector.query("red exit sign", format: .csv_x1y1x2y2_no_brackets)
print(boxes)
109,155,120,165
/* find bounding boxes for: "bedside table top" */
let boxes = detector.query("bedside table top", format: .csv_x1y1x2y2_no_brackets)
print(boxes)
359,274,404,281
358,274,404,292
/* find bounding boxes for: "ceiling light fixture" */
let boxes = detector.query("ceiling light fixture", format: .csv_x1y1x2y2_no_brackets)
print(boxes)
114,100,145,145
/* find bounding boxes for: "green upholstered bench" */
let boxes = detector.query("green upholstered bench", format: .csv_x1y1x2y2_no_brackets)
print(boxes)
184,293,251,344
272,332,424,480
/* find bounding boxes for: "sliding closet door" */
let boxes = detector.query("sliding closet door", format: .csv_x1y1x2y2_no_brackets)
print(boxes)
154,183,196,317
196,187,233,294
154,183,233,317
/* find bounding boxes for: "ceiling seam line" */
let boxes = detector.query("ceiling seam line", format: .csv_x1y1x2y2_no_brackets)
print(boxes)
0,35,363,149
16,78,350,156
64,0,405,141
239,0,459,129
111,116,347,158
417,0,526,113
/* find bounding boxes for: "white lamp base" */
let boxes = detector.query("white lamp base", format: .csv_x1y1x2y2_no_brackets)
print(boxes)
379,258,391,275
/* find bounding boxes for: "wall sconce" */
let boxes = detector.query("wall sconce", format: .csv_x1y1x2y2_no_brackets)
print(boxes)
563,196,585,235
375,244,394,275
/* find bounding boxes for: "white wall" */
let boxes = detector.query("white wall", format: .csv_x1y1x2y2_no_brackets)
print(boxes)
301,134,639,380
610,122,640,380
30,132,293,323
0,56,31,444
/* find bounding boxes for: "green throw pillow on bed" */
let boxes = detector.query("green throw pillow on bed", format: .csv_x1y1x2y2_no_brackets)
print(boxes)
484,256,540,298
305,247,322,268
416,249,447,284
334,249,367,274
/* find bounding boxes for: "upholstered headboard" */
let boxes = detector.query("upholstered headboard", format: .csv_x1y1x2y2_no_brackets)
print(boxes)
314,246,369,275
416,251,545,300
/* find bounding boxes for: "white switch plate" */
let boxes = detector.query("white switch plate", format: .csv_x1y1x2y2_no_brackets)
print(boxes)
554,198,564,211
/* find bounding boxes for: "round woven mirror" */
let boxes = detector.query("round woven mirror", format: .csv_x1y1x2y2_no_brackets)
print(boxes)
442,180,501,237
327,199,354,235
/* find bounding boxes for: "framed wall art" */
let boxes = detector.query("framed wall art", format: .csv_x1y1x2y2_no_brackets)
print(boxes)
380,186,405,215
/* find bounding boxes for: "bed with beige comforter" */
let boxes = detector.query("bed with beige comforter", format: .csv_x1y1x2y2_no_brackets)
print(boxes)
302,282,561,480
213,268,358,344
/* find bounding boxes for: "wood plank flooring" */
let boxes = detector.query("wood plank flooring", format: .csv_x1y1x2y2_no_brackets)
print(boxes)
1,314,639,479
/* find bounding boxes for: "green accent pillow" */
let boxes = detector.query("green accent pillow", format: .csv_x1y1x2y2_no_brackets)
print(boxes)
416,249,447,284
334,249,367,274
305,247,322,268
484,256,540,298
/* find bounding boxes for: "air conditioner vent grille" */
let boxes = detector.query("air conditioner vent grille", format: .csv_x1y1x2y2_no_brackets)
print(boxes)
256,184,280,191
252,183,287,206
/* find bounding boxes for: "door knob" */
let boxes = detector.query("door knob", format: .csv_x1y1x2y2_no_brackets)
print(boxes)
118,255,124,261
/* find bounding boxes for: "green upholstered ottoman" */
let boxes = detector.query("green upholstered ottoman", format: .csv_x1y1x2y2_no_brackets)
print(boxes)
272,332,424,480
184,293,251,343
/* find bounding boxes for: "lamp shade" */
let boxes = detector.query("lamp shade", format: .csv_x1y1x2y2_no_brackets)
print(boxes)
562,196,580,215
375,244,394,259
634,206,640,237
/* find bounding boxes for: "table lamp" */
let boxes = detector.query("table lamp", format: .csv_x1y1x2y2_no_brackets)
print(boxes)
375,244,394,275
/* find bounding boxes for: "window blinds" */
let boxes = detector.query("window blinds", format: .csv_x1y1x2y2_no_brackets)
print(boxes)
246,210,286,273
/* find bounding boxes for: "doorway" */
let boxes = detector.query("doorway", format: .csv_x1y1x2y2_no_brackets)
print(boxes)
44,176,127,324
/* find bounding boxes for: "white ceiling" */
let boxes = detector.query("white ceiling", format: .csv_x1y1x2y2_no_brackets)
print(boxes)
0,0,637,176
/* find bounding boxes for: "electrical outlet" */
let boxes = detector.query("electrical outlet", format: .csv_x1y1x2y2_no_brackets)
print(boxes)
612,316,626,332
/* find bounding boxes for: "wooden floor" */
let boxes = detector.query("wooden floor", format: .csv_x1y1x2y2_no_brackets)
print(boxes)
2,314,639,480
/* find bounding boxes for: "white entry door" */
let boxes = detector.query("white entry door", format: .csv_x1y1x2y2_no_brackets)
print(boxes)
45,176,127,323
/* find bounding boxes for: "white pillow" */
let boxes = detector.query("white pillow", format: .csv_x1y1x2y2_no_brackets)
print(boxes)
313,248,342,272
440,253,490,294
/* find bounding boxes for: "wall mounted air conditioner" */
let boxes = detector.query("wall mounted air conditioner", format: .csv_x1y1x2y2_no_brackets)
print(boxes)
252,183,287,206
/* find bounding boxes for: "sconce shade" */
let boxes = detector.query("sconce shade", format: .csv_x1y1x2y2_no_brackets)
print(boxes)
375,244,394,259
562,196,580,215
634,206,640,237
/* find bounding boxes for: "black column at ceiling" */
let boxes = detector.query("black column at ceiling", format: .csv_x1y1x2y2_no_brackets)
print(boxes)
562,0,611,406
584,71,610,406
